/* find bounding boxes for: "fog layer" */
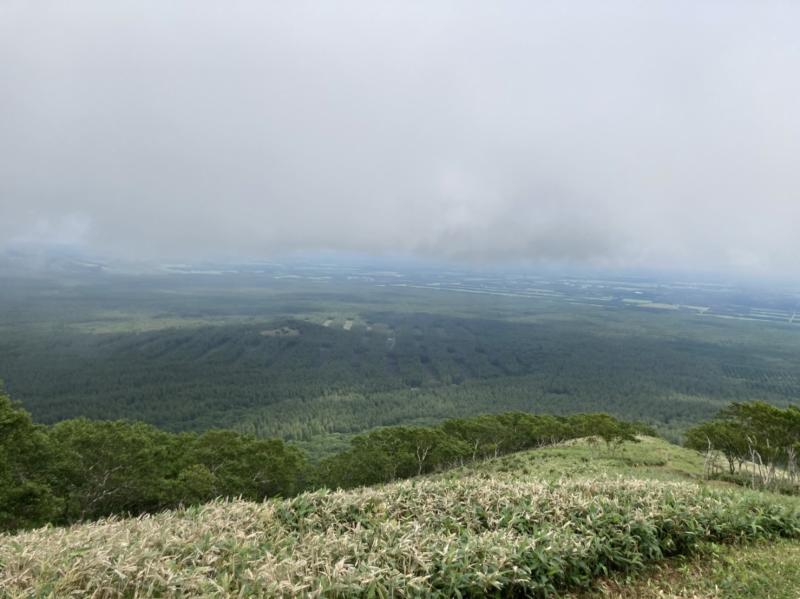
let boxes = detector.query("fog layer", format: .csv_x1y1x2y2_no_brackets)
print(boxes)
1,1,799,274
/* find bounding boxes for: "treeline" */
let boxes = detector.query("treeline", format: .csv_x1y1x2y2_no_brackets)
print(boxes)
318,412,651,488
0,390,647,532
685,401,800,493
233,382,721,452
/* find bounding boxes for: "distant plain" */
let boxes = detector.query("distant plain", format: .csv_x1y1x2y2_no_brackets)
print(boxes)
1,258,798,457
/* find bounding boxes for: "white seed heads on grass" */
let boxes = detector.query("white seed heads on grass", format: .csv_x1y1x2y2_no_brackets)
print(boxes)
1,477,797,597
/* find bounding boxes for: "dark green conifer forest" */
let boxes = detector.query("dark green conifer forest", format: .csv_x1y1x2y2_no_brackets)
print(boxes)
2,271,799,447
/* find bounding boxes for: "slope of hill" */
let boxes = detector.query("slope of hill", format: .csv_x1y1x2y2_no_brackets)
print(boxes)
575,539,800,598
3,438,800,598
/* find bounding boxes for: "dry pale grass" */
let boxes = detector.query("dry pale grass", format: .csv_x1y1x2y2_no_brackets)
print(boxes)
2,475,799,598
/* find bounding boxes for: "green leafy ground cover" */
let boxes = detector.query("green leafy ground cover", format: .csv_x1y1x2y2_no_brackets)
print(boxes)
574,539,800,598
3,438,800,598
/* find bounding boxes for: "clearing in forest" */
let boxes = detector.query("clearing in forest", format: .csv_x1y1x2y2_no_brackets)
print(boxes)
259,326,300,337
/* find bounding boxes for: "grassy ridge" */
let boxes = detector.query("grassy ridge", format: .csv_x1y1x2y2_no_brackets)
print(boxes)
3,440,800,598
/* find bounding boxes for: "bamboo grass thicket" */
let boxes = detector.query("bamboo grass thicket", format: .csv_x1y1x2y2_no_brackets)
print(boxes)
2,475,799,598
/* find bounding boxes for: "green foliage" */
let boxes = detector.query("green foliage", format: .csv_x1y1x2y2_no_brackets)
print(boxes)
719,401,800,466
3,277,800,444
185,430,306,499
685,419,749,474
1,387,648,532
576,539,800,599
3,475,800,597
318,426,472,487
1,395,306,531
50,418,183,521
685,401,800,491
318,412,640,488
0,390,62,531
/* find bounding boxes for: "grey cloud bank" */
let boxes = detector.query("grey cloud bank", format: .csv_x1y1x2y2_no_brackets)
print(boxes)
1,1,799,276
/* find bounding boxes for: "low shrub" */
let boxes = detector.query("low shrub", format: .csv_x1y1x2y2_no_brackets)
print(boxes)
2,476,799,597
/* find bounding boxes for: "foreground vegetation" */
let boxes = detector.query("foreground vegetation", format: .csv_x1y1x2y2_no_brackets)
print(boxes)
575,538,800,598
686,401,800,493
6,399,800,597
0,390,643,532
3,442,800,597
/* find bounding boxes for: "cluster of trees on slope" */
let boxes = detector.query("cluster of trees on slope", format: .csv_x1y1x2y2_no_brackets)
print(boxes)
0,391,303,531
317,412,650,488
0,390,646,532
685,401,800,492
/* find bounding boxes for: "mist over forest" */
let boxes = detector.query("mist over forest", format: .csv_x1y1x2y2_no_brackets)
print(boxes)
3,2,800,597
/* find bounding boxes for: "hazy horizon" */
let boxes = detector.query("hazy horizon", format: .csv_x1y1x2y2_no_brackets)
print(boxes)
2,1,799,278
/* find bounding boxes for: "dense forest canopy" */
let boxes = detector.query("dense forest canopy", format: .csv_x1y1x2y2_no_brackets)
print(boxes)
1,268,798,447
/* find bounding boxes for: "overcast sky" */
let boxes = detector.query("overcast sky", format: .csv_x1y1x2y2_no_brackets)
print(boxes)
1,1,799,275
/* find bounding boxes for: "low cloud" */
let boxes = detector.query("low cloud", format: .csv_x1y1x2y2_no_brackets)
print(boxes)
1,1,799,275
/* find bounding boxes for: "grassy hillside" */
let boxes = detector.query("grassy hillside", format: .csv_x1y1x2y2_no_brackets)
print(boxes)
575,539,800,598
3,438,800,598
